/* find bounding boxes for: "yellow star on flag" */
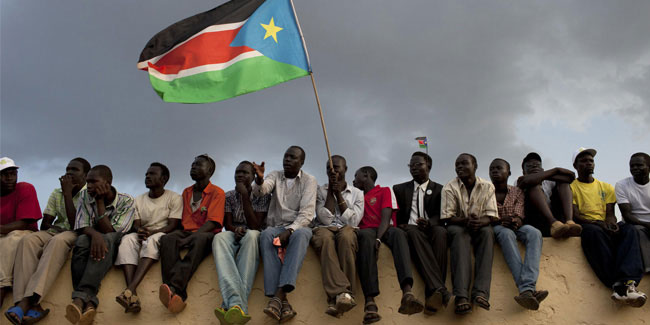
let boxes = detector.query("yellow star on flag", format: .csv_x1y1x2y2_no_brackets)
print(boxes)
261,17,283,43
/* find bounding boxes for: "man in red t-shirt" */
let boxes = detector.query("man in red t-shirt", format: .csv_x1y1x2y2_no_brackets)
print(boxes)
0,157,42,306
353,166,423,324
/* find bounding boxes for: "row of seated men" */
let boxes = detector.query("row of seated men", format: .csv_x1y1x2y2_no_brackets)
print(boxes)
0,147,649,325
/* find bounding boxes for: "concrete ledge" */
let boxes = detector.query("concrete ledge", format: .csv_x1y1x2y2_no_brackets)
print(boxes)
5,238,650,324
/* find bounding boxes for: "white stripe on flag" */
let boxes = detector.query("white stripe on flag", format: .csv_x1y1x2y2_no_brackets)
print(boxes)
147,50,263,81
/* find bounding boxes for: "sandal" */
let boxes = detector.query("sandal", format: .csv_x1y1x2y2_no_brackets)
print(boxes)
473,295,490,311
159,284,172,308
280,300,297,323
4,306,24,325
398,292,424,315
126,294,141,314
225,305,251,324
79,305,96,325
214,306,227,325
325,304,340,318
263,297,282,321
363,301,381,324
65,302,82,324
167,294,186,314
454,297,472,315
23,308,50,325
116,289,131,312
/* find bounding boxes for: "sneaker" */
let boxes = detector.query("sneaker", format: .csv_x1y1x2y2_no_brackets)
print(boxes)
514,290,539,310
611,282,647,307
335,292,356,314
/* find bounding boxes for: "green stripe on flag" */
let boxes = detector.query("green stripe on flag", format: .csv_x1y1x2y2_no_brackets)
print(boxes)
149,56,309,103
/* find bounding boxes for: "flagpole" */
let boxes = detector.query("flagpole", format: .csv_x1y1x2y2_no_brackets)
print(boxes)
289,0,334,170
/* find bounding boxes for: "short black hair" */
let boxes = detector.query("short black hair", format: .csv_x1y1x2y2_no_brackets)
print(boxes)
631,152,650,166
195,154,216,176
71,157,91,174
359,166,377,182
237,160,255,172
491,158,511,172
149,162,170,183
90,165,112,184
288,145,306,162
330,155,347,167
411,151,432,169
458,153,478,167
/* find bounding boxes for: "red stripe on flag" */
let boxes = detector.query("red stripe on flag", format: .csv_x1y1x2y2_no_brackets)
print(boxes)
149,27,255,75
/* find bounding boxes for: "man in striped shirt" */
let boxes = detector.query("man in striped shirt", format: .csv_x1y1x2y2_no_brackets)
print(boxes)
65,165,135,325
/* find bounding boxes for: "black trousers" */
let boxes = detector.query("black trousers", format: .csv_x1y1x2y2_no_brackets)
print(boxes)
357,227,413,298
402,224,448,297
160,230,215,300
581,222,643,287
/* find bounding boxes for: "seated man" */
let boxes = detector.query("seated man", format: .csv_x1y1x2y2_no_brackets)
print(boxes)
311,155,364,318
114,162,181,313
572,147,646,306
442,153,497,315
354,166,423,325
517,152,581,238
7,158,89,325
393,152,448,314
253,146,317,323
489,158,548,310
0,158,41,309
616,152,650,273
159,154,224,313
66,165,135,324
212,161,270,324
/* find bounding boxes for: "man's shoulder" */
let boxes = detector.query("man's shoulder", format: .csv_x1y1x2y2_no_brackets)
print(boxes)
225,189,238,198
427,180,443,191
300,170,317,182
16,182,37,195
116,191,135,203
615,177,634,189
393,181,412,192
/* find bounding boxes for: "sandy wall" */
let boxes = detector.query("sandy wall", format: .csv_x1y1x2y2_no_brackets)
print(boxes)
4,238,650,324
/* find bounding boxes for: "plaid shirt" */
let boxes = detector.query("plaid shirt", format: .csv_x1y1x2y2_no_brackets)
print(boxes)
224,190,271,229
74,188,135,233
497,185,525,220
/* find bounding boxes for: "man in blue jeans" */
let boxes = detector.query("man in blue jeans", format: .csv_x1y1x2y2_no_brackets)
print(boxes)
489,159,548,310
212,161,270,324
252,146,317,323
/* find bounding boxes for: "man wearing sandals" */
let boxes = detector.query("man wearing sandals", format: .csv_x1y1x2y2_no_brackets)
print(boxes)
1,157,42,323
65,165,135,325
212,161,270,324
442,153,497,315
571,147,647,307
311,155,364,318
393,152,449,315
517,152,582,238
489,158,548,310
252,146,317,323
114,162,182,313
353,166,424,324
158,154,225,313
6,158,89,325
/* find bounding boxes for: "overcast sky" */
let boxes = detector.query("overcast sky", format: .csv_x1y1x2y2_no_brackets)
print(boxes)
2,0,649,210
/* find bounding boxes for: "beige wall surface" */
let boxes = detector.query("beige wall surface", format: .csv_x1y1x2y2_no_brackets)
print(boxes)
4,238,650,324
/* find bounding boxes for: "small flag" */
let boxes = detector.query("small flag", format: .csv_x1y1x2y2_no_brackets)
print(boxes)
415,136,427,149
138,0,310,103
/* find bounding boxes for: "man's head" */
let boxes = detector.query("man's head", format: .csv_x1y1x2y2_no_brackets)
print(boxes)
0,157,19,194
67,157,91,188
572,148,596,177
145,162,170,189
326,155,347,182
86,165,112,197
409,152,432,183
455,153,477,180
630,152,650,182
234,161,256,185
353,166,377,190
283,146,305,178
489,158,511,185
190,154,215,181
522,152,543,175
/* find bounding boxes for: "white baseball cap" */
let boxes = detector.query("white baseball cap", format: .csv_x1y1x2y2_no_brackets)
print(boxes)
572,148,597,165
0,157,20,172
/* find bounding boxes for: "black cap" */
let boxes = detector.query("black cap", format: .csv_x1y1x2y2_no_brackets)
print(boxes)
522,152,542,169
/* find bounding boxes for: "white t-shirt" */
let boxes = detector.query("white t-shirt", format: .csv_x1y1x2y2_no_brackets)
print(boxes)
135,190,183,230
615,177,650,223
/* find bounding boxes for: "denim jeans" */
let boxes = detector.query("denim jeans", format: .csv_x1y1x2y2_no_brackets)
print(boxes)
494,225,542,293
212,230,260,314
260,227,312,296
71,232,123,306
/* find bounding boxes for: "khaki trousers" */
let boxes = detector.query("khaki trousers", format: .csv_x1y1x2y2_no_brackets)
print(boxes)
12,230,77,303
0,230,32,288
310,226,358,299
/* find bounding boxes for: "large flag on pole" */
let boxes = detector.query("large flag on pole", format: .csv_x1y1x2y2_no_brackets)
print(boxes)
138,0,310,103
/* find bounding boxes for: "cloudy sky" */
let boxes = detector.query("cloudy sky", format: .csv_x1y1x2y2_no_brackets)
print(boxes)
2,0,649,210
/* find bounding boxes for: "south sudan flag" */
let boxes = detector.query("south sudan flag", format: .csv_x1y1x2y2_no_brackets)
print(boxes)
138,0,310,103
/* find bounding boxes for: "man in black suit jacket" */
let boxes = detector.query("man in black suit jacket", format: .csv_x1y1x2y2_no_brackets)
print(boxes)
393,152,449,314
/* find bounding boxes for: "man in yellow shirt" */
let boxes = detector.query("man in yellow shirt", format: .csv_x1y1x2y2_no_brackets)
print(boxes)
571,147,646,307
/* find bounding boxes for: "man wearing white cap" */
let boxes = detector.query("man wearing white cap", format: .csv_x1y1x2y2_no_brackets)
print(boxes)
571,148,646,307
0,157,42,308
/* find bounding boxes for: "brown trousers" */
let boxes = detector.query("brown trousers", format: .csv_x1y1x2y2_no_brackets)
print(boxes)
12,230,77,303
310,226,358,299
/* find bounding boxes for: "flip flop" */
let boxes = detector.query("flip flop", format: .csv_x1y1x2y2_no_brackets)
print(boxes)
4,306,24,325
225,305,251,324
363,301,381,324
78,306,96,325
454,297,472,315
65,303,82,324
23,308,50,325
214,306,228,325
424,292,442,315
167,294,186,314
398,292,424,315
473,295,491,311
159,284,172,308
